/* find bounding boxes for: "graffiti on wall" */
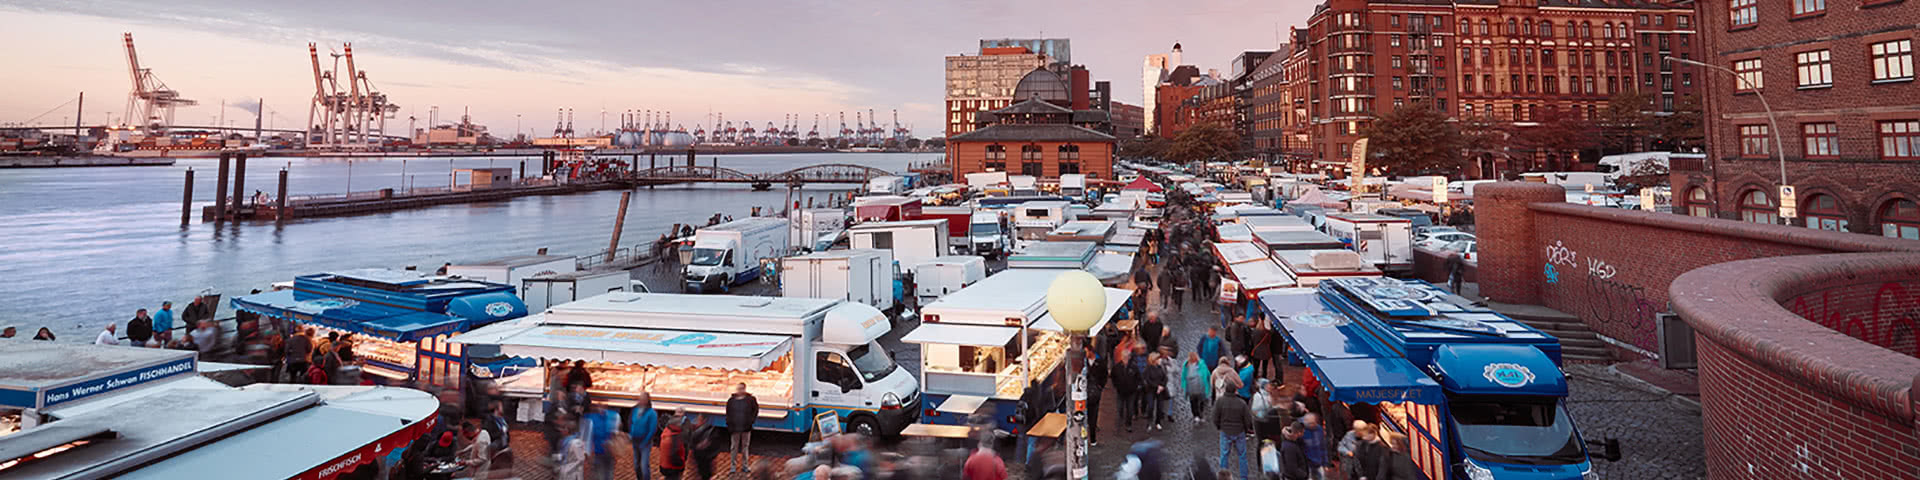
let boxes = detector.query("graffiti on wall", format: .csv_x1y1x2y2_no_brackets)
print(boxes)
1587,258,1617,279
1581,276,1661,352
1787,282,1920,357
1544,241,1579,284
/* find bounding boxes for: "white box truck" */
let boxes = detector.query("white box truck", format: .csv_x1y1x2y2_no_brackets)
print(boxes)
1323,213,1414,273
684,217,792,293
521,270,649,312
447,255,578,292
847,219,947,270
912,256,987,302
1012,201,1075,250
1009,175,1039,196
1059,174,1087,199
454,293,921,437
968,211,1008,256
866,176,908,195
790,208,849,252
782,249,896,314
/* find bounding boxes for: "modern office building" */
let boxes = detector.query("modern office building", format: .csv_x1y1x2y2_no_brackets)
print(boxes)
1111,101,1146,138
945,45,1054,137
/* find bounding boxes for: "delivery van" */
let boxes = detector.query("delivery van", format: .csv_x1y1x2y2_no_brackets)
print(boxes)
866,176,908,196
684,217,792,293
791,208,849,252
782,249,897,314
456,293,921,437
912,256,987,303
448,254,578,289
521,269,649,312
848,219,948,270
1323,213,1414,273
967,211,1008,257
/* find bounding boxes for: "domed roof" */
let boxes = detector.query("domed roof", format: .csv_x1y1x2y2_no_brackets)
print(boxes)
1012,68,1071,104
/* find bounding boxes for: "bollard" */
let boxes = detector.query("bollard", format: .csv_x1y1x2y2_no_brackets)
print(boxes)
232,153,248,215
213,152,231,221
276,168,289,223
180,168,195,227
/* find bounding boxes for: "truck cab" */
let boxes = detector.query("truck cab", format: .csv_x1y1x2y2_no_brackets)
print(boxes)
968,211,1007,256
684,235,742,292
1259,278,1605,480
683,217,791,293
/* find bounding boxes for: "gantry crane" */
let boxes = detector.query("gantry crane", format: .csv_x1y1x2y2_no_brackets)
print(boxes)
122,33,196,137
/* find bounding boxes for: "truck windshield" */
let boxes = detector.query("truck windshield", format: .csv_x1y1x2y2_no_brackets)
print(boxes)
847,342,898,383
689,248,725,266
1449,397,1587,465
970,223,999,235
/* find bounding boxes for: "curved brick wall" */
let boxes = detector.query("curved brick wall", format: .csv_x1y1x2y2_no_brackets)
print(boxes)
1472,182,1564,304
1671,254,1920,479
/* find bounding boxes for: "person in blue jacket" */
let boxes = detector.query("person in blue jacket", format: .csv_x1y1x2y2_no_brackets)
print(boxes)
629,393,662,480
1237,356,1257,399
1197,326,1225,377
586,402,620,480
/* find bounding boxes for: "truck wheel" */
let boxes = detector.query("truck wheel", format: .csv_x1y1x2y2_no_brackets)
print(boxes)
848,415,880,438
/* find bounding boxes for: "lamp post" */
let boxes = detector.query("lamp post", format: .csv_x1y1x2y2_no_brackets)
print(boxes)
1045,270,1105,480
1665,55,1790,223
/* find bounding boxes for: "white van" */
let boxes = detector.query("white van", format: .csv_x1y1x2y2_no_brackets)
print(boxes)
1011,201,1075,249
1322,213,1414,273
683,217,791,293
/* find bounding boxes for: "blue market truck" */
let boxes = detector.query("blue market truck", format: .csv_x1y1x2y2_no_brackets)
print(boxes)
1260,277,1617,480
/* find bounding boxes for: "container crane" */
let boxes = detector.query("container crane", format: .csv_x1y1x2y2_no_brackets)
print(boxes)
121,33,197,138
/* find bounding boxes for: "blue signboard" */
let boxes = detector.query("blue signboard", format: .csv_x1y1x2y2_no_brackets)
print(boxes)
40,357,198,409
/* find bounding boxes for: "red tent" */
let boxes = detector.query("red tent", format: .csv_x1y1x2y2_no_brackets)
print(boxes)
1123,177,1164,192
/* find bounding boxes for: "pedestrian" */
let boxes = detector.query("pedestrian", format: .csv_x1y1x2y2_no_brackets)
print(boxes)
1238,356,1258,400
1251,378,1276,441
33,327,56,341
1229,315,1254,364
557,414,590,480
1374,432,1417,480
459,417,494,478
567,360,594,391
285,328,312,383
305,346,331,385
1018,379,1043,462
1182,352,1209,423
1142,353,1169,431
127,308,154,346
726,383,759,472
1140,312,1165,353
962,440,1007,480
1112,349,1139,433
1279,424,1310,480
1211,356,1243,400
630,393,662,480
1133,268,1153,305
153,301,177,345
1251,320,1276,382
1158,264,1179,308
95,323,119,346
1129,345,1152,424
1301,413,1330,479
1211,386,1255,480
437,262,453,275
689,413,723,480
191,320,219,358
586,403,620,480
1348,423,1387,480
1085,340,1108,446
659,412,689,480
314,331,335,361
1198,326,1225,376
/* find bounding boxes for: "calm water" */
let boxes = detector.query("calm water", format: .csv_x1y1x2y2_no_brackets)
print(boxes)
0,152,935,338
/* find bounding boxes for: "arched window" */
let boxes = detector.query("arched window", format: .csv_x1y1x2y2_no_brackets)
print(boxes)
1540,21,1554,38
1566,21,1578,38
1479,19,1490,35
1805,194,1848,231
1506,19,1518,35
1460,19,1471,35
1740,189,1778,224
1582,22,1593,38
1524,18,1534,36
1687,187,1712,217
1880,199,1920,239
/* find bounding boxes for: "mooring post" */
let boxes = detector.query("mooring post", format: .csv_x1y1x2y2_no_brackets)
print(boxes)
232,152,248,214
180,168,195,227
607,190,632,263
686,148,695,168
212,152,231,221
276,168,289,223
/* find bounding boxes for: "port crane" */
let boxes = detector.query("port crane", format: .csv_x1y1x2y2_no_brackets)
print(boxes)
121,33,196,137
306,42,399,149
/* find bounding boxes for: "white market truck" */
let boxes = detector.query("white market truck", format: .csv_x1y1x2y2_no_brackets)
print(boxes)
1322,213,1414,274
683,217,791,293
848,219,948,270
522,269,650,312
455,292,922,437
782,249,897,314
447,254,580,292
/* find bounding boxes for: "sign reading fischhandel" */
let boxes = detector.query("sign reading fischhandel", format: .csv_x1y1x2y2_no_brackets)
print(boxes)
41,357,197,409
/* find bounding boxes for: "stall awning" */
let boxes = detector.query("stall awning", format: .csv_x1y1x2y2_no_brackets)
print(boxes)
1212,241,1269,265
1122,177,1164,192
1430,344,1568,397
484,325,796,371
1261,290,1443,405
1227,259,1295,293
231,290,466,343
1033,288,1133,335
902,323,1021,347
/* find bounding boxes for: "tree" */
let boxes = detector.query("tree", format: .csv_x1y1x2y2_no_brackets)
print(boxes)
925,137,946,149
1117,136,1171,160
1164,123,1241,164
1599,91,1654,153
1357,104,1466,176
1509,107,1600,171
1652,94,1705,152
905,137,923,149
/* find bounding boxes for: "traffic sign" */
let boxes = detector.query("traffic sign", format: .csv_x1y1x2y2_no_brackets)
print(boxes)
1779,185,1798,218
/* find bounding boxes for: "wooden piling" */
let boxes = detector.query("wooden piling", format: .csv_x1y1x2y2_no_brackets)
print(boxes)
232,153,248,213
180,168,195,227
276,168,289,223
607,190,632,262
212,152,231,221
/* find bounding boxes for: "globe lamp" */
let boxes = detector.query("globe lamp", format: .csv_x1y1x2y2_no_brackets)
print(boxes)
1046,270,1106,334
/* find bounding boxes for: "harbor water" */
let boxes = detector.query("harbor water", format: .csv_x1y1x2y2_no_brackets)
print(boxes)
0,152,935,339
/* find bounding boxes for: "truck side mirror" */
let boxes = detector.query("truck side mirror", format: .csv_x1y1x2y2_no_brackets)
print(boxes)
1587,438,1622,462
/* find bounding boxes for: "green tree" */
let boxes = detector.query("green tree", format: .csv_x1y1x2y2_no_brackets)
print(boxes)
1653,94,1705,151
1357,104,1466,176
1164,123,1241,164
1117,136,1171,160
1510,107,1600,171
1599,91,1655,153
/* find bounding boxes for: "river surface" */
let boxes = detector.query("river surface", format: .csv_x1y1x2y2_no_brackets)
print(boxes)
0,152,937,338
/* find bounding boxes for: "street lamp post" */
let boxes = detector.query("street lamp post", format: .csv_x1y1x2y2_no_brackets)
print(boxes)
1045,271,1105,480
1665,55,1789,223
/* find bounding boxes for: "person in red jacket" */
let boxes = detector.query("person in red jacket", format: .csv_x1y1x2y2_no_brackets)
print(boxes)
657,412,689,480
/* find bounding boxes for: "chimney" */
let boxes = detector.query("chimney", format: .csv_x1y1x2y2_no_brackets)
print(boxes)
1070,66,1091,110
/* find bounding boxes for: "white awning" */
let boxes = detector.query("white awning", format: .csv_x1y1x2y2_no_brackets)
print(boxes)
487,325,795,371
901,323,1021,347
1032,288,1133,335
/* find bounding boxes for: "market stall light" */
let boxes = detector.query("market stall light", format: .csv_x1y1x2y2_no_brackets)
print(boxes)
1044,270,1105,334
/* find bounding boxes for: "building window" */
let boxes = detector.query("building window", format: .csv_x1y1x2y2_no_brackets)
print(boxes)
1871,40,1914,82
1021,161,1042,176
1687,187,1712,217
1881,199,1920,239
1527,76,1538,93
986,144,1006,160
1607,52,1618,67
1391,34,1402,47
1740,189,1778,224
1603,23,1614,39
1020,144,1041,160
1510,75,1521,93
1483,75,1494,93
1507,18,1517,35
1479,19,1490,35
1740,124,1771,157
1543,49,1556,67
1056,144,1080,160
1607,77,1619,94
1460,19,1471,35
1540,21,1553,38
1566,21,1577,38
1638,14,1649,26
1464,104,1476,116
1391,14,1401,26
1544,76,1559,94
1805,195,1848,231
1482,48,1492,65
1881,120,1920,159
1792,0,1825,17
1393,56,1403,69
1733,59,1763,91
1584,51,1595,67
1393,77,1404,90
1678,15,1690,28
1730,0,1758,28
1586,76,1597,94
1461,48,1474,67
1802,123,1838,158
1645,73,1655,87
1796,50,1833,88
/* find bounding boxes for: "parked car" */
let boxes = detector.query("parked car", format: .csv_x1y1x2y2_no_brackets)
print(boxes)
1416,231,1477,249
1440,239,1477,262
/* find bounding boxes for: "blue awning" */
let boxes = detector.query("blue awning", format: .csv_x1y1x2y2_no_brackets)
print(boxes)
232,290,467,343
1261,290,1443,405
1430,344,1568,396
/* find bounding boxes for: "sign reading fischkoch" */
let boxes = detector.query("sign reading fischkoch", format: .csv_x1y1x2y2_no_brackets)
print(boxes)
41,357,198,409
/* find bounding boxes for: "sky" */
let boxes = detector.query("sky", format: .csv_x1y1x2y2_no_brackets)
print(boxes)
0,0,1314,139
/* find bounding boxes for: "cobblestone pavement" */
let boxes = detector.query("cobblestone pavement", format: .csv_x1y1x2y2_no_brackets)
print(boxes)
1562,364,1706,480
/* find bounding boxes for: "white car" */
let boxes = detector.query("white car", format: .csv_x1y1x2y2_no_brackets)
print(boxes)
1440,239,1478,262
1417,232,1477,249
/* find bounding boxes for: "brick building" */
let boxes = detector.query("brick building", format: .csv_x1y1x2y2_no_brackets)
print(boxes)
1676,0,1918,240
1110,101,1146,138
946,68,1117,180
945,45,1055,138
1283,0,1699,176
1153,65,1209,138
1250,49,1293,164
